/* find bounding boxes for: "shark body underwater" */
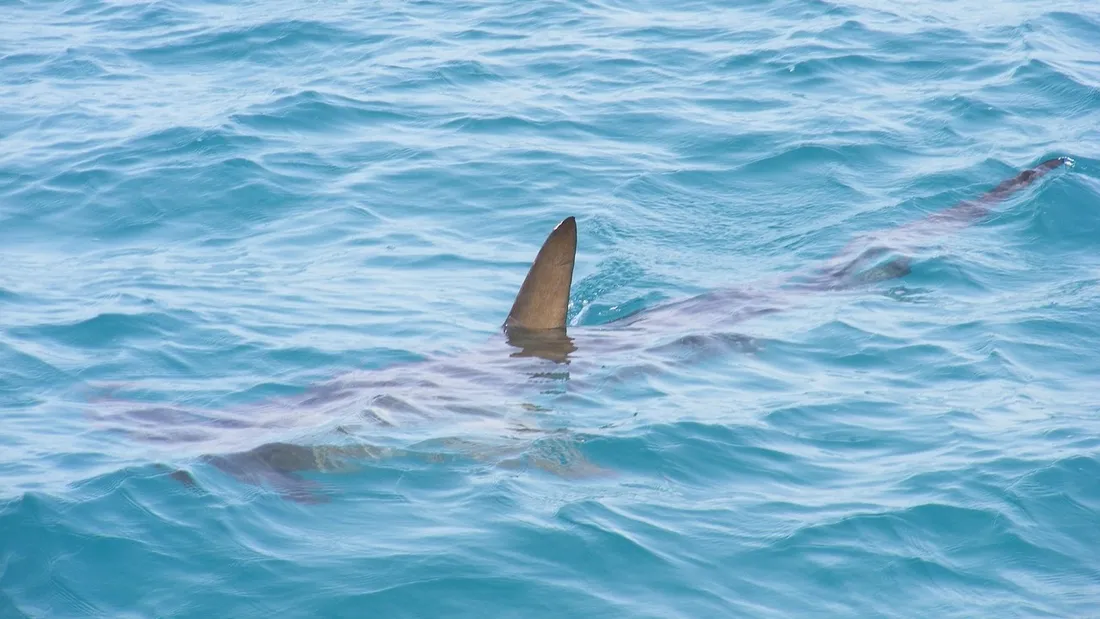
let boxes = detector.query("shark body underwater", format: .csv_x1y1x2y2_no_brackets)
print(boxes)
90,157,1070,502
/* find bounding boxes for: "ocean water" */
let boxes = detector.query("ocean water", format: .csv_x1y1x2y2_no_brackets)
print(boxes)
2,0,1100,616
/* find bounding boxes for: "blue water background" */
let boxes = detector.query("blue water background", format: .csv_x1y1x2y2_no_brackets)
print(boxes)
3,0,1100,616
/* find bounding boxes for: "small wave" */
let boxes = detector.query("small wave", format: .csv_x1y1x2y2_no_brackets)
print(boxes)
12,311,190,350
231,90,418,134
126,19,362,66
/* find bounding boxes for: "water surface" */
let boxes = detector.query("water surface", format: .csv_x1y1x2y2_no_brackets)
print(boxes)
2,0,1099,617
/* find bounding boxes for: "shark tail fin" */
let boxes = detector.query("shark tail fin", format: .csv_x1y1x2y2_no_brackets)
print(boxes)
504,216,577,331
980,156,1070,203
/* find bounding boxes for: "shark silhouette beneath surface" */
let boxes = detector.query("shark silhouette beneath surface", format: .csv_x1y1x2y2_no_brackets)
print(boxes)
88,157,1071,502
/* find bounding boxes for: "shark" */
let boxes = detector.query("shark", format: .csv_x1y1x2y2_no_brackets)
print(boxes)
87,157,1070,502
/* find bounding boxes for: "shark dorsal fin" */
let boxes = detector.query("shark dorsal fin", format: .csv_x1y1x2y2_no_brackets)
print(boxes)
504,216,577,331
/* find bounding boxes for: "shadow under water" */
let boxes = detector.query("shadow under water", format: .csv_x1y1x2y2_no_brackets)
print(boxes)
83,157,1071,502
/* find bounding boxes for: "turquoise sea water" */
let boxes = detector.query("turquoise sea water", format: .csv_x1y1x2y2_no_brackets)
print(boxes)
3,0,1100,616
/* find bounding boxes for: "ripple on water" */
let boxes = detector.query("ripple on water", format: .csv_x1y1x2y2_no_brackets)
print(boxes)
2,0,1100,617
